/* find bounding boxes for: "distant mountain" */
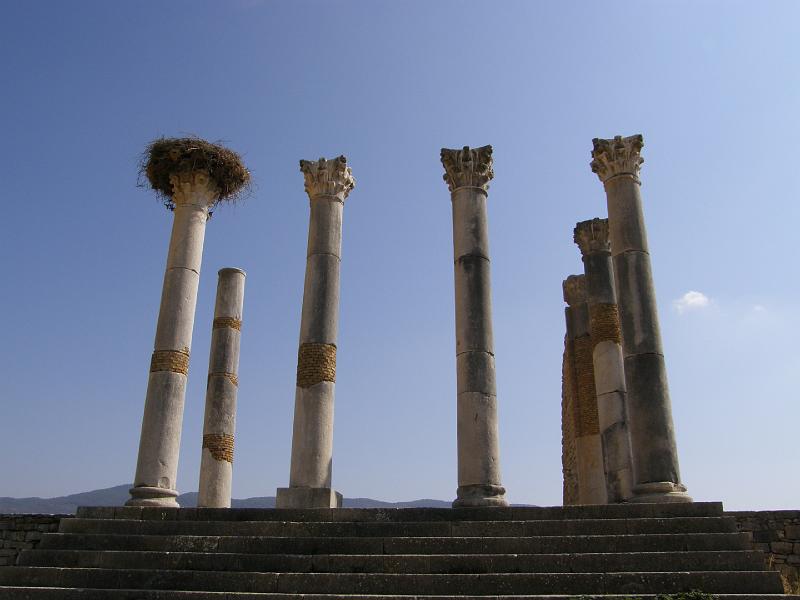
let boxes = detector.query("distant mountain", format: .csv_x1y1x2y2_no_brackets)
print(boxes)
0,484,450,514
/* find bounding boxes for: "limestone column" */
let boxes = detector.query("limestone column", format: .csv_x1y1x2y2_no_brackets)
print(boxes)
198,268,245,508
128,171,218,507
563,275,607,505
276,156,354,509
574,218,633,503
561,322,579,505
590,134,691,503
440,145,507,508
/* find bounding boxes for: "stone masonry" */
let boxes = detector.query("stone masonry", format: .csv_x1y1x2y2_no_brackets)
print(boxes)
733,510,800,594
0,516,68,567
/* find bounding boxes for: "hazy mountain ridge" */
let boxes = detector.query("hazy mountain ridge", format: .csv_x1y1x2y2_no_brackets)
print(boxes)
0,484,451,514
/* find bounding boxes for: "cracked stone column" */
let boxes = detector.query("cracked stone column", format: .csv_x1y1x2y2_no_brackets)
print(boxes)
591,134,691,503
574,218,633,503
198,268,245,508
128,171,218,507
441,145,507,508
561,298,579,506
276,156,354,509
563,275,607,505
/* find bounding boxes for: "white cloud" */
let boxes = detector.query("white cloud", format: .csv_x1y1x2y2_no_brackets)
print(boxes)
673,291,711,314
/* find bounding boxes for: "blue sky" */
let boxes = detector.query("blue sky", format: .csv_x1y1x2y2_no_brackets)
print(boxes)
1,1,798,510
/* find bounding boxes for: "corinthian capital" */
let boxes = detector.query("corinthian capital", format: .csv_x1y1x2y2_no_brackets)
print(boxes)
299,155,355,202
563,274,587,307
573,218,610,255
590,134,644,183
169,171,219,208
440,145,494,193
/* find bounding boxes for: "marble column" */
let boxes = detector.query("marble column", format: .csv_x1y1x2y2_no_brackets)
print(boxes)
574,218,633,503
276,156,354,509
563,275,607,505
198,268,245,508
128,171,217,507
590,134,691,503
440,145,507,508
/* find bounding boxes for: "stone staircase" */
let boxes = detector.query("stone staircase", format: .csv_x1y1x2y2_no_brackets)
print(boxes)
0,501,791,598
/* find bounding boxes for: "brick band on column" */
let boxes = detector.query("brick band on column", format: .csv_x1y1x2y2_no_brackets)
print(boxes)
213,317,242,331
149,350,190,375
589,303,622,347
208,372,239,387
572,334,599,436
296,342,337,388
202,434,235,463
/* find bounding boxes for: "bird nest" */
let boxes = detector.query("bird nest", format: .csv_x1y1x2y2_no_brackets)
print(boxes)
139,137,251,209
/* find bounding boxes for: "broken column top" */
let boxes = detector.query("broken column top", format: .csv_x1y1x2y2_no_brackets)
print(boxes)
440,145,494,193
573,218,611,256
562,274,587,306
590,134,644,183
299,156,355,202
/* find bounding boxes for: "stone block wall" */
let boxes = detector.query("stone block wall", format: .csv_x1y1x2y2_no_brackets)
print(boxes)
0,515,68,566
730,510,800,594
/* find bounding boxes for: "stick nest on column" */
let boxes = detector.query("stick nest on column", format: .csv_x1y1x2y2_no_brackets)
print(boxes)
139,137,251,210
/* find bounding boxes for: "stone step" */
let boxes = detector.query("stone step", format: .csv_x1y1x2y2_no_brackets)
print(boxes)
58,516,737,537
0,567,785,595
75,502,724,522
0,590,798,600
17,549,765,573
37,531,752,554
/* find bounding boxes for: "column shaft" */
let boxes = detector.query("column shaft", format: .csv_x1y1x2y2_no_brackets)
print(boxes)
561,325,579,505
277,156,353,509
128,173,214,507
575,218,633,503
442,145,507,508
198,268,245,508
591,135,691,503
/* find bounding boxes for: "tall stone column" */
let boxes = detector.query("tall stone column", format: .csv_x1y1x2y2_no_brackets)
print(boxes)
198,268,245,508
441,145,507,508
561,312,579,506
276,156,354,509
591,134,691,503
574,218,633,503
128,171,217,507
563,275,607,505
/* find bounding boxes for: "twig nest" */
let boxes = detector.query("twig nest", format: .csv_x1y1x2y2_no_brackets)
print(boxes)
139,137,251,209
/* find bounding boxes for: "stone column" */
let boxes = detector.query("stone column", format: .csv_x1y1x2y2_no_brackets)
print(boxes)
590,134,691,503
128,171,218,507
561,326,579,506
440,145,507,508
574,218,633,503
276,156,354,509
198,268,245,508
563,275,607,505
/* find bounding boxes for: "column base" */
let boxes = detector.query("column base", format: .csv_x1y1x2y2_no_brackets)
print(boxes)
628,481,693,504
453,484,508,508
125,486,180,508
276,487,342,509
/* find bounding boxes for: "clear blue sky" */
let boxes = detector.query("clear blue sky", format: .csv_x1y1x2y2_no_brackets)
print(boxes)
1,1,798,510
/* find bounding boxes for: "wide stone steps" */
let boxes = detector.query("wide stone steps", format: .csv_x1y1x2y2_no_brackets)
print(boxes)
17,550,764,573
0,502,788,597
0,568,785,595
57,516,738,537
35,532,754,554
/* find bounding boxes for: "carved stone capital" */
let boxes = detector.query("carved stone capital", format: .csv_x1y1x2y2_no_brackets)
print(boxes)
440,145,494,193
573,218,610,255
563,274,587,306
590,134,644,183
169,171,219,208
299,156,355,202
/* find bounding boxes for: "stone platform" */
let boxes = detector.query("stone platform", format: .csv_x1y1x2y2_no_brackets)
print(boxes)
0,502,794,598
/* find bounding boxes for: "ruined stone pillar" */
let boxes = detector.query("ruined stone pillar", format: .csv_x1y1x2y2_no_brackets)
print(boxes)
128,172,218,507
276,156,354,509
574,218,633,503
440,145,507,508
198,268,245,508
561,319,579,506
563,275,607,505
591,134,691,503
